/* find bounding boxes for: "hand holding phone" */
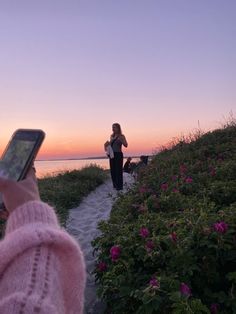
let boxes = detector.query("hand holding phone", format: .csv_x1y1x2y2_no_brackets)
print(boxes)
0,168,40,213
0,129,45,210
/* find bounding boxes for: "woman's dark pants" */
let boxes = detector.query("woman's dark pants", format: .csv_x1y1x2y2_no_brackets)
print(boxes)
109,152,123,190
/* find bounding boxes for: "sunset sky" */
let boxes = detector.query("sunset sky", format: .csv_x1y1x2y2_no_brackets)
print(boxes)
0,0,235,159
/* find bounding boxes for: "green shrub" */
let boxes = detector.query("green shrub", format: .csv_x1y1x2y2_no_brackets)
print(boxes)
0,165,107,236
93,125,236,313
38,165,107,225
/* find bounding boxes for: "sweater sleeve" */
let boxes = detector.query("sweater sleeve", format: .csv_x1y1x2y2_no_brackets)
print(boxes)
0,201,86,314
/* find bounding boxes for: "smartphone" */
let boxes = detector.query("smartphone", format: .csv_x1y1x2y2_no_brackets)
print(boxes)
0,129,45,209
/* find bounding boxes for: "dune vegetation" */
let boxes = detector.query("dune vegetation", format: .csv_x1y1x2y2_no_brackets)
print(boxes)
38,165,108,226
0,165,107,236
92,123,236,314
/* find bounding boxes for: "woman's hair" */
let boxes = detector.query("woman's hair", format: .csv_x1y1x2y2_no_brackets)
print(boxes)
112,123,122,135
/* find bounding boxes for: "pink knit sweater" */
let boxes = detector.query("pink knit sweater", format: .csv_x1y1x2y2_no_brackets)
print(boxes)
0,201,86,314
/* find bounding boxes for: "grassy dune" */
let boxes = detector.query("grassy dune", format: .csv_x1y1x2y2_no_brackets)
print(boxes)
38,165,108,226
93,123,236,313
0,165,107,237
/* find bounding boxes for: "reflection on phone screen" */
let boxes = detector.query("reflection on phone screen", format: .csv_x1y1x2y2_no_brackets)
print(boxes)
2,139,35,181
0,139,35,210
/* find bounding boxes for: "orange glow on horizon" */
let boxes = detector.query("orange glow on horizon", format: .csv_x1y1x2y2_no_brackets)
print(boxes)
36,133,170,159
1,123,216,160
0,131,173,160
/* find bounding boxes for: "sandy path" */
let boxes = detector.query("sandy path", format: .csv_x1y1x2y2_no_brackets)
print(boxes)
66,173,134,314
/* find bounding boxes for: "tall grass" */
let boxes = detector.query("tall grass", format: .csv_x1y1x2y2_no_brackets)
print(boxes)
0,165,107,237
38,164,108,226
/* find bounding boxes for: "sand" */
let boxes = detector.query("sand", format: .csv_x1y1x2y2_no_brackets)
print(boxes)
66,172,135,314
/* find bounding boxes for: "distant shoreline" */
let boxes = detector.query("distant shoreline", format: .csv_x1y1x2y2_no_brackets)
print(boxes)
36,155,151,162
36,156,107,162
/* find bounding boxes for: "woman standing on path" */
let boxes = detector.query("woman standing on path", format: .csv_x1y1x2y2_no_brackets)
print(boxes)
104,123,128,190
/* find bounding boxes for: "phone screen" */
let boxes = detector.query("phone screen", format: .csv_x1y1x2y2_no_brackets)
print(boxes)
0,129,45,209
0,139,36,181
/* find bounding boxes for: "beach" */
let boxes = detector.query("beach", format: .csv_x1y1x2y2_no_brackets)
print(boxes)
35,157,141,178
66,172,135,313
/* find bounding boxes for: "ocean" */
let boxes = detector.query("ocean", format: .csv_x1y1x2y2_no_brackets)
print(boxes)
35,157,140,178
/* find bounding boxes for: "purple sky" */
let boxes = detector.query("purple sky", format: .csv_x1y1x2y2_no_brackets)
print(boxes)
0,0,235,158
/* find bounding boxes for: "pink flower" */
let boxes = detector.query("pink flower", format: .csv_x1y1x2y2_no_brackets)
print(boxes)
149,277,160,289
170,232,177,243
172,188,179,193
209,167,216,176
161,183,168,191
139,186,148,194
110,245,121,262
140,227,150,238
210,303,219,314
97,262,107,272
213,221,228,234
180,282,191,297
185,177,193,184
145,240,155,252
172,175,178,181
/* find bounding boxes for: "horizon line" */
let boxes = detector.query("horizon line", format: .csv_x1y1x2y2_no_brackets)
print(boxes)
36,154,153,162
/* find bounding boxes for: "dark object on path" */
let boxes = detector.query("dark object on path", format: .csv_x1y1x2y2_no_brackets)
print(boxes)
123,157,132,173
140,155,149,165
132,155,149,178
